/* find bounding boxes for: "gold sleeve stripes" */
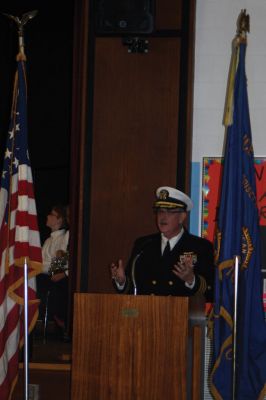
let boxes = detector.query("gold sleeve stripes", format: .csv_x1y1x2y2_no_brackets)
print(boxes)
196,275,207,294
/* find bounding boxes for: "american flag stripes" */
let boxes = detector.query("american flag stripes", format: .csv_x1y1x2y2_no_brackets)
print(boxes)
0,56,42,399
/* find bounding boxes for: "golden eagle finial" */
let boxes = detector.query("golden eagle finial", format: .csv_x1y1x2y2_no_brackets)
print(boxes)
2,10,38,57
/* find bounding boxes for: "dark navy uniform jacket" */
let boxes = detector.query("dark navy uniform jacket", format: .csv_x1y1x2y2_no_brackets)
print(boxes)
120,229,214,302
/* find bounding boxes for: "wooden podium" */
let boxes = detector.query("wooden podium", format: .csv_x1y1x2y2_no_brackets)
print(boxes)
71,293,205,400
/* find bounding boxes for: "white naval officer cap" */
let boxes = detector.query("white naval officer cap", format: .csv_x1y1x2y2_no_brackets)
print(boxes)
154,186,193,212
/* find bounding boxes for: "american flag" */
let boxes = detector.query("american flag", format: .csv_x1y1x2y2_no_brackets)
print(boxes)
0,57,42,399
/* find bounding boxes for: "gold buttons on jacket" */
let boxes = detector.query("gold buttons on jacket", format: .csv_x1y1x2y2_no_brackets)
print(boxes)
152,280,157,285
168,281,173,286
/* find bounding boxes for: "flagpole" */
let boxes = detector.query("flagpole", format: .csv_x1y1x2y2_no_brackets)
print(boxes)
232,255,240,399
23,258,29,400
230,11,249,400
229,11,249,400
3,10,38,400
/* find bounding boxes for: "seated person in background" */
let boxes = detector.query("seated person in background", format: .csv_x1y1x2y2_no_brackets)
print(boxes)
37,205,69,337
110,186,214,302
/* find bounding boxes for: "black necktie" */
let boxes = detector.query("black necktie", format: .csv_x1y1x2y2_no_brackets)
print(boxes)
162,241,171,258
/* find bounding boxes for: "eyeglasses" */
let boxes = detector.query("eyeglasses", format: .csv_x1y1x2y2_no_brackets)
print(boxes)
153,209,185,215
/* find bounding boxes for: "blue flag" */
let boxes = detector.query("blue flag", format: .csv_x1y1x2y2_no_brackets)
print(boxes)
210,41,266,399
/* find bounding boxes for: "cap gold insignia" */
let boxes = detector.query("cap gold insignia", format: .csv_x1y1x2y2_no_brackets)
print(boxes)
159,189,169,200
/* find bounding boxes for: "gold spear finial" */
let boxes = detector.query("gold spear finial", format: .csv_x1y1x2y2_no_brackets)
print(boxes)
236,9,250,42
223,10,250,126
3,10,38,59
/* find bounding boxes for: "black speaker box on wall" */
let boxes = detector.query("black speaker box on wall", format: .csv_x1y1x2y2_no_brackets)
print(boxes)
95,0,155,35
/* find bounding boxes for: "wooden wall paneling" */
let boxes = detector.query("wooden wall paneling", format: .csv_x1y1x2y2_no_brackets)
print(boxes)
70,0,196,293
176,0,196,193
88,37,181,292
185,0,196,191
70,0,90,293
155,0,183,30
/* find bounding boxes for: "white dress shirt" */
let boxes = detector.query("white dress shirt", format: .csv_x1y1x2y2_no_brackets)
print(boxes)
42,229,69,274
161,228,184,254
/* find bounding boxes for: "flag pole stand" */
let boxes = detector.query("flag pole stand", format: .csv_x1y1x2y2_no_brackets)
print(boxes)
232,255,240,399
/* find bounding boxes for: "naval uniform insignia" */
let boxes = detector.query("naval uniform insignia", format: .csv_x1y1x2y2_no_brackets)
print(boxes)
179,252,197,266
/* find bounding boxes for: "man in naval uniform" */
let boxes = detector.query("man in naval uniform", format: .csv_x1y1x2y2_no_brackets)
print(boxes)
110,186,214,301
